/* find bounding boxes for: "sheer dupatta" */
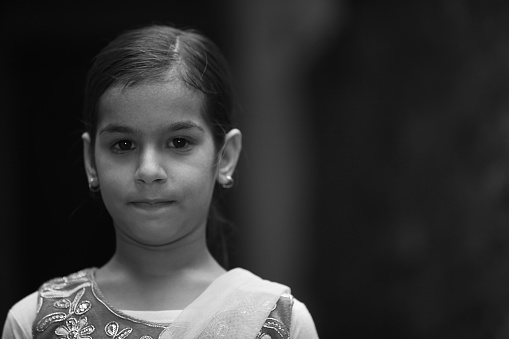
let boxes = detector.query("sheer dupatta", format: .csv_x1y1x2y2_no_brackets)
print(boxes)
160,268,290,338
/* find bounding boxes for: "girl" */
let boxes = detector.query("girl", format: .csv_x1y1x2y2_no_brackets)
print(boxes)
2,24,319,338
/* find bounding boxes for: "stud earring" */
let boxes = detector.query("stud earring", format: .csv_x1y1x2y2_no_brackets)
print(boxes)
88,177,100,192
221,175,234,189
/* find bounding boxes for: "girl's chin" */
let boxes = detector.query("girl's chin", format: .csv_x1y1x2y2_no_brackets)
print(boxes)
118,233,184,248
113,222,200,248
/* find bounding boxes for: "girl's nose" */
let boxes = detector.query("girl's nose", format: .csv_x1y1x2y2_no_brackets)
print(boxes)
134,148,168,184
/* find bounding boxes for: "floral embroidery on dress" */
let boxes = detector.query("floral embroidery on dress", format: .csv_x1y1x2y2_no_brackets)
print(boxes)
105,321,133,339
36,312,68,333
256,294,292,339
34,270,168,339
256,317,289,339
40,270,90,299
54,316,95,339
34,269,292,339
36,288,91,332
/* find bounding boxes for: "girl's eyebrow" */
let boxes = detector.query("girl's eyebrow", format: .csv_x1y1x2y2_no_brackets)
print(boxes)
166,121,205,133
99,121,205,135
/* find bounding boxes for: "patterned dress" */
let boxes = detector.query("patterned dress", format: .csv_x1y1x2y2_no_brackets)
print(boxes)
32,268,292,339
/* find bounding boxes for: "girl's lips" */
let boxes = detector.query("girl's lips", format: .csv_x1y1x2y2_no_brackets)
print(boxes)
129,200,176,210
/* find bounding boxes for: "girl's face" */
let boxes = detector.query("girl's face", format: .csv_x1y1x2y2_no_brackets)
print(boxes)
89,80,218,247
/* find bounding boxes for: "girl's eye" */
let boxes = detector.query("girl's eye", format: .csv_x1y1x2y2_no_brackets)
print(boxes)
171,138,190,149
113,140,134,151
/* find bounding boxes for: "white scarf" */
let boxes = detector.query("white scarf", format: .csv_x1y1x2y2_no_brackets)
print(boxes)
160,268,290,338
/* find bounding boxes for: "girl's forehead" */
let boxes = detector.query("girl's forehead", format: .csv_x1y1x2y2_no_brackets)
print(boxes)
98,80,206,126
102,79,202,105
101,67,192,102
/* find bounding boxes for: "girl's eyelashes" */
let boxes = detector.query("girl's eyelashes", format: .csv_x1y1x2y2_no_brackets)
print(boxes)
109,137,195,154
112,140,135,153
168,137,194,151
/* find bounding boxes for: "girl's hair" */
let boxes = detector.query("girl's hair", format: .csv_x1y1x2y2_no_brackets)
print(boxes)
82,23,237,268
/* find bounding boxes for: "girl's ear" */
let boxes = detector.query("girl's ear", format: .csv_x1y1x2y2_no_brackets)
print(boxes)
82,132,98,182
217,128,242,186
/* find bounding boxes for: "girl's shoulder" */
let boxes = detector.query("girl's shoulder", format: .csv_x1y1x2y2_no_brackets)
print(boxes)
3,290,39,339
290,297,320,338
36,268,95,298
226,268,319,338
39,268,94,288
3,268,95,339
9,268,95,316
257,289,319,338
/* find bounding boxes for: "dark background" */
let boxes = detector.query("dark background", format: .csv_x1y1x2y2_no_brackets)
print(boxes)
3,1,509,338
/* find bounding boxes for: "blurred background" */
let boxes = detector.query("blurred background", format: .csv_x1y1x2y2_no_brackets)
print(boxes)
3,1,509,338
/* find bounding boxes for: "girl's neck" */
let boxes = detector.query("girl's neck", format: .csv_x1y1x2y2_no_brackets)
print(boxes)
94,229,226,311
104,228,225,278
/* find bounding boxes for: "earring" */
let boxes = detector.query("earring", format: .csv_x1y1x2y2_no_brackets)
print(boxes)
221,175,234,189
88,177,100,192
